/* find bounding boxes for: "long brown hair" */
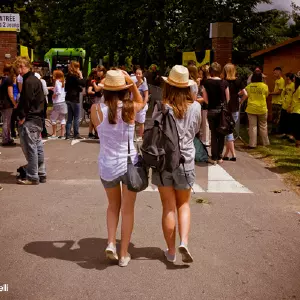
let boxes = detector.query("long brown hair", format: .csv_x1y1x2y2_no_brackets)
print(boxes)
188,65,198,82
53,70,65,87
103,89,134,124
68,61,80,77
163,83,193,119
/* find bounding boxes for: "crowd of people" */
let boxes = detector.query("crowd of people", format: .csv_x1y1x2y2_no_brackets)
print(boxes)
1,56,300,266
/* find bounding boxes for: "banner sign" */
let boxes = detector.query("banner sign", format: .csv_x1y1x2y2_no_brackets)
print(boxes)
0,14,20,32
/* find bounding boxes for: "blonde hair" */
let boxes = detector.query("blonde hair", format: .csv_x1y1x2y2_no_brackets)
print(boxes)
163,83,193,119
53,70,65,88
209,62,222,77
68,61,80,77
14,56,32,69
223,63,237,80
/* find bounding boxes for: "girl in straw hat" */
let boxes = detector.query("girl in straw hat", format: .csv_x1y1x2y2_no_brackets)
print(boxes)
91,69,144,267
152,65,201,263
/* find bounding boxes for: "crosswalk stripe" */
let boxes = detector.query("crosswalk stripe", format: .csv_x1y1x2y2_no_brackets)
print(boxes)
48,166,252,194
207,165,252,194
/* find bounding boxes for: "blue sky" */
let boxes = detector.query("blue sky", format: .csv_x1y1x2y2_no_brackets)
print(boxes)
257,0,300,11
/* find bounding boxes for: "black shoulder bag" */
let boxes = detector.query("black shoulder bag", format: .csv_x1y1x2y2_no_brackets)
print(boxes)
126,126,149,192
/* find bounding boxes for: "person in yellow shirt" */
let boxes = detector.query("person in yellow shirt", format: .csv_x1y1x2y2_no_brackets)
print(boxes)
279,73,295,139
290,73,300,147
269,67,285,134
244,71,270,148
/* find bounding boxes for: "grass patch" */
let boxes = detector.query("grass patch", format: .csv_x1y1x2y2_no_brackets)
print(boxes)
238,125,300,187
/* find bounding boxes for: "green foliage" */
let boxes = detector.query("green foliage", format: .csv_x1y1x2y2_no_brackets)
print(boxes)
2,0,299,71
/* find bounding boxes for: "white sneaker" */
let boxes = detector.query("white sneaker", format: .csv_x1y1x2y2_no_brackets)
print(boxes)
119,253,131,267
178,243,194,263
136,137,143,142
105,243,118,261
164,249,176,263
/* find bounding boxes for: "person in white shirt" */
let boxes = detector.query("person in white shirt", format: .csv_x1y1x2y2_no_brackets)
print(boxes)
49,70,67,138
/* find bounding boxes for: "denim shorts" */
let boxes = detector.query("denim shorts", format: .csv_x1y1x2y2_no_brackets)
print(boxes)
101,173,128,188
152,168,195,190
226,111,239,142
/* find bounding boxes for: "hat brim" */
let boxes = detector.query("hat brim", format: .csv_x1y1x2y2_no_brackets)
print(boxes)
99,83,133,91
162,76,195,88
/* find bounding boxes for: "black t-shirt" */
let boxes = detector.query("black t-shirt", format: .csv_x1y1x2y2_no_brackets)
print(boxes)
226,79,244,113
0,77,14,109
204,79,228,110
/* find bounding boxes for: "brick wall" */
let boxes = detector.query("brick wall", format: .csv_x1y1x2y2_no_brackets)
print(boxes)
212,37,233,68
262,42,300,120
0,31,17,74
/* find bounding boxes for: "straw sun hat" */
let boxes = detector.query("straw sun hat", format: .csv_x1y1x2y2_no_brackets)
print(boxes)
162,65,194,88
100,70,133,91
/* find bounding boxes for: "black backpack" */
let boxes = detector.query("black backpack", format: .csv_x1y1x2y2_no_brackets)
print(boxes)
141,102,185,174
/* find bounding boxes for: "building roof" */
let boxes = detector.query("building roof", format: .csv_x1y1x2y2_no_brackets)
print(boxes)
251,36,300,58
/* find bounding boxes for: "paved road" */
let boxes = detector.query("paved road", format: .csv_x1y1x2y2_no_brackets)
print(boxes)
0,130,300,300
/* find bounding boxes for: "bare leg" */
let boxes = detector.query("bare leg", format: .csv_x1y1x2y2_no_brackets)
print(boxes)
89,119,93,134
120,184,137,257
52,124,57,137
61,124,65,137
139,123,145,138
158,186,177,255
226,141,236,157
105,185,122,245
224,143,230,157
175,189,191,245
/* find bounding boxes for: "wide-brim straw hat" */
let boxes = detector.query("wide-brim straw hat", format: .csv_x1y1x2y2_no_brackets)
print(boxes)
162,65,194,88
99,70,133,91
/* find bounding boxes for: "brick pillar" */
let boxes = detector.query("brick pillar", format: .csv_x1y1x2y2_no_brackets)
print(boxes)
0,30,17,73
210,22,233,68
212,37,233,68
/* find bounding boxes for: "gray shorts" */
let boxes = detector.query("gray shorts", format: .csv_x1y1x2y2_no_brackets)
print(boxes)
101,173,128,188
152,168,195,190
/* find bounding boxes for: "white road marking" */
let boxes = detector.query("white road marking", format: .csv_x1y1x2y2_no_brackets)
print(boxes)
71,139,82,146
207,165,252,194
48,165,251,194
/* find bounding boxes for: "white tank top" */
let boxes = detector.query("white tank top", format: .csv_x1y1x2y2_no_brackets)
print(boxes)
96,102,138,181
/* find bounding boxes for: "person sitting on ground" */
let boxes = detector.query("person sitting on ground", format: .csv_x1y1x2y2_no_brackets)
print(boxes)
90,70,144,267
280,73,295,140
0,64,17,146
222,63,247,161
152,65,201,264
244,71,270,149
203,62,230,165
49,70,67,138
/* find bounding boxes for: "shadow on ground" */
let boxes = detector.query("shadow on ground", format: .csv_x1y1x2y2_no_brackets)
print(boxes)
0,171,17,184
23,238,189,270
